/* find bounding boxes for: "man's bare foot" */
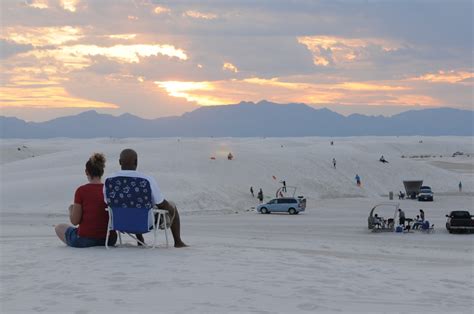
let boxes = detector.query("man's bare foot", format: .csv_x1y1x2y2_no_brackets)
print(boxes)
174,241,188,248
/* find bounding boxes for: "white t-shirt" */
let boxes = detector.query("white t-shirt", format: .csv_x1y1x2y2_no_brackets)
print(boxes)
104,170,164,205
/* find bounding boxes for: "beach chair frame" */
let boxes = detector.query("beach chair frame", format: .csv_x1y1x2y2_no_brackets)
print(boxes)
104,176,170,249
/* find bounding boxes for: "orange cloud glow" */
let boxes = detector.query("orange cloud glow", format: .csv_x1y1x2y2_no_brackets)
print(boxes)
154,6,171,14
387,94,440,106
61,44,188,62
108,34,137,40
24,43,188,71
297,35,401,66
0,85,118,109
223,62,239,73
154,81,232,105
408,70,473,84
334,82,408,91
60,0,79,12
2,26,83,46
154,77,417,107
27,0,49,9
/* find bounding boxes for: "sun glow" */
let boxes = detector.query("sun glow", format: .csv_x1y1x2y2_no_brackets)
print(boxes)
153,77,432,108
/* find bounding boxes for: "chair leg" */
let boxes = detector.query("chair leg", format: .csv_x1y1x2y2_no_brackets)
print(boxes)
164,213,169,248
153,213,159,249
106,215,112,249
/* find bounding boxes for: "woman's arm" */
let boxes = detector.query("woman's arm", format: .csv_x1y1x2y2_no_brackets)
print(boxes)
69,203,83,225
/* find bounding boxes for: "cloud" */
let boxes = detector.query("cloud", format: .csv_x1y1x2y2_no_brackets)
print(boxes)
153,6,170,15
183,10,217,20
153,77,431,108
1,0,472,121
1,26,83,46
60,44,188,63
407,70,473,85
25,0,49,9
0,39,34,59
223,62,238,73
297,36,403,67
0,85,118,109
60,0,79,12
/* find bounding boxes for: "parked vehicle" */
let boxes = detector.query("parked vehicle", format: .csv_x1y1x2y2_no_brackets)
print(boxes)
446,211,474,233
257,197,306,215
418,186,434,202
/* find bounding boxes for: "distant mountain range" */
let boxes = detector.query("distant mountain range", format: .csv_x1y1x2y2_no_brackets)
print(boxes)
1,101,473,138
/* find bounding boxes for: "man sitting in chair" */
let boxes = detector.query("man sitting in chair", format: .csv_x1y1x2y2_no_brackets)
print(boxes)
373,214,384,228
107,149,187,248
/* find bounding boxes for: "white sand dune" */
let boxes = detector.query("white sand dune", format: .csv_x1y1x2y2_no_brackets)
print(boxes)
1,137,473,313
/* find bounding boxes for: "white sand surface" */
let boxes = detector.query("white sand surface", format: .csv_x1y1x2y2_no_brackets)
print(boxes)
1,137,473,313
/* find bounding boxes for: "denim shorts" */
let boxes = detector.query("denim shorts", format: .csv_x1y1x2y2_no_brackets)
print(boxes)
65,227,116,248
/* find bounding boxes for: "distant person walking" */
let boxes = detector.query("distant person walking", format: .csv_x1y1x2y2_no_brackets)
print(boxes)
250,186,254,197
355,174,361,186
281,180,287,192
257,189,264,203
459,181,462,192
332,158,336,169
398,208,406,226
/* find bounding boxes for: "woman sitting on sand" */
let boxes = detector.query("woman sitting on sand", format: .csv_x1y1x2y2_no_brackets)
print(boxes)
54,153,116,248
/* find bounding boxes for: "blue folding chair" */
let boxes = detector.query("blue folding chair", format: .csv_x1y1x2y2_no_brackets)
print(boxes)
104,176,170,249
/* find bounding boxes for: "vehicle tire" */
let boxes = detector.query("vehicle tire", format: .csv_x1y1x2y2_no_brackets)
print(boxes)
260,207,268,214
288,208,296,215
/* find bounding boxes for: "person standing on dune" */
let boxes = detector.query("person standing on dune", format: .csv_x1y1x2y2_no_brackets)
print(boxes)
355,174,361,186
258,188,264,203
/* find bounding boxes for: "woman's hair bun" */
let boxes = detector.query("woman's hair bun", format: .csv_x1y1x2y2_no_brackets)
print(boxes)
90,153,106,168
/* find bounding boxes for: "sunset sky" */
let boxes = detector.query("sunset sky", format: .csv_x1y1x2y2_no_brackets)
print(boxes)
0,0,472,121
